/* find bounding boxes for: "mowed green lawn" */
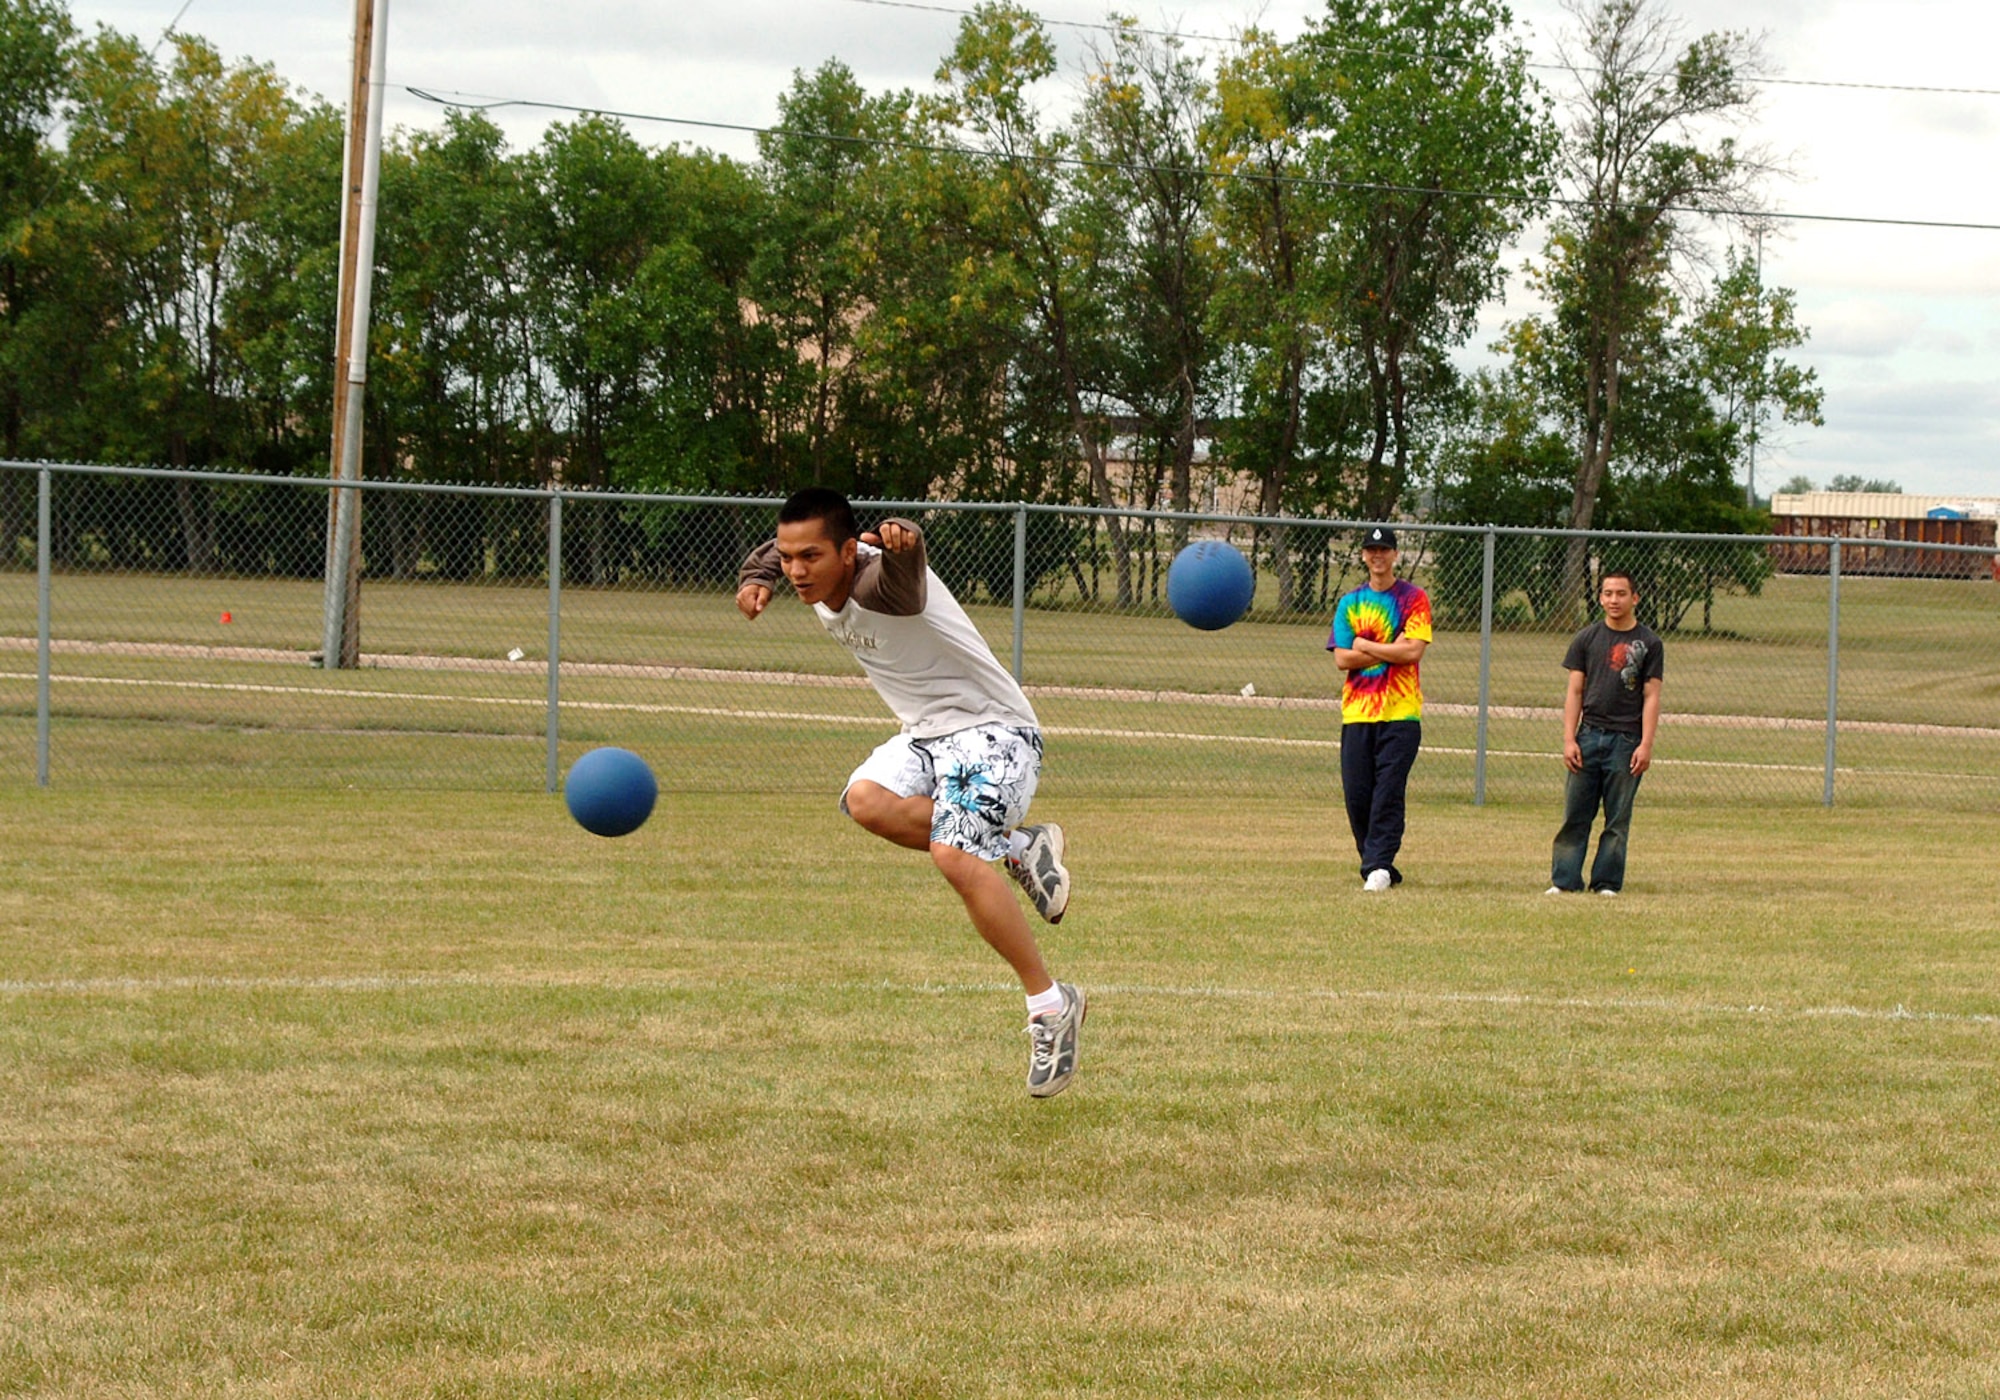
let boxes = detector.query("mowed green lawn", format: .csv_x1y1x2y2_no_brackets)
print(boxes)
4,777,1998,1397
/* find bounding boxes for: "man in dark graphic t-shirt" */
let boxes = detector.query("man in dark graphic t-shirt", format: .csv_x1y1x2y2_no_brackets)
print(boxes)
1547,570,1664,896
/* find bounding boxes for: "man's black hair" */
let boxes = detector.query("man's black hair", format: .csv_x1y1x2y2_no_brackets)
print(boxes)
1599,568,1640,594
779,487,858,544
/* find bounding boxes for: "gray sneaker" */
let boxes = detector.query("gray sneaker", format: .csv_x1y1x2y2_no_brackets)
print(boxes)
1026,982,1086,1098
1008,823,1071,924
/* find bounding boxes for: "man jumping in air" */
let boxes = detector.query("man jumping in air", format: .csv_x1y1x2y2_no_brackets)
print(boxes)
737,488,1084,1097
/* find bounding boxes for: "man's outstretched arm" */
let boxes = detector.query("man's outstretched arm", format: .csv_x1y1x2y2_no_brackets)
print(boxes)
736,539,783,619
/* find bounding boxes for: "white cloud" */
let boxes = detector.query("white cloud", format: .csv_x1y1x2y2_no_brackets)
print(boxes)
1802,300,1927,358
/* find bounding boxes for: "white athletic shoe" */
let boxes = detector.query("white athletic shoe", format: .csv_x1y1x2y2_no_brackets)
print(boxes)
1598,888,1619,897
1007,824,1070,924
1363,869,1393,893
1026,983,1086,1098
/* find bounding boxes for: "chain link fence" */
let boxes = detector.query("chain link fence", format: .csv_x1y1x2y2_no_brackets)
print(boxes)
4,461,1998,811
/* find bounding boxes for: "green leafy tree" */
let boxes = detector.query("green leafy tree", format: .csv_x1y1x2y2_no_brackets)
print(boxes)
752,61,905,492
1826,473,1900,494
1531,0,1769,612
225,94,341,476
856,108,1059,506
607,146,775,498
1073,21,1218,540
517,119,770,576
1302,0,1553,521
1206,29,1340,608
1428,366,1576,624
1489,235,1821,631
1589,325,1763,632
63,31,323,567
1589,253,1817,630
1683,243,1822,509
522,117,672,501
928,2,1136,599
369,110,536,577
0,0,75,559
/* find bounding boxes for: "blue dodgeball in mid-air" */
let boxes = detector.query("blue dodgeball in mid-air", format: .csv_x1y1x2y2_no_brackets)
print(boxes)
1167,540,1256,631
564,746,658,838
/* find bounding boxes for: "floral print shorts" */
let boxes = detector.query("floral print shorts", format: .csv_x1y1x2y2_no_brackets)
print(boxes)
840,724,1044,861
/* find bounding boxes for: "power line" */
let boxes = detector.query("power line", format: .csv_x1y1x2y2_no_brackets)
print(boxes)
147,0,197,61
403,86,2000,233
837,0,2000,99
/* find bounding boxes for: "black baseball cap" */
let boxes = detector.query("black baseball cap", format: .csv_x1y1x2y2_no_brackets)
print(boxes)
1362,526,1398,549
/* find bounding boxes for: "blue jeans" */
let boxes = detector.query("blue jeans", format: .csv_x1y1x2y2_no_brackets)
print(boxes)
1550,725,1643,893
1341,719,1421,881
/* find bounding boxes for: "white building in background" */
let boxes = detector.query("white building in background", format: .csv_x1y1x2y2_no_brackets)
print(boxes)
1770,492,2000,520
1768,493,1999,580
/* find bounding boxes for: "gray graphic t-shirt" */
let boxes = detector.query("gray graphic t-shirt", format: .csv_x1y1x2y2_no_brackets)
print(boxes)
1563,620,1664,734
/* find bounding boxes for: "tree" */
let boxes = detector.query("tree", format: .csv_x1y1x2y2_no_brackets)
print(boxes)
1535,0,1769,612
631,146,776,498
1428,366,1576,624
225,93,342,480
753,61,903,492
1682,243,1821,508
1777,473,1814,495
1592,253,1818,631
1073,20,1219,540
523,117,673,502
63,32,325,568
0,0,74,559
368,110,535,578
1206,29,1338,610
841,83,1068,516
1301,0,1553,521
1826,473,1900,494
927,3,1135,600
1492,229,1820,631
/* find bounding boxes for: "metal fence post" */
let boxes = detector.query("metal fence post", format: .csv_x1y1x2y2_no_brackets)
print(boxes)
545,490,563,794
1474,526,1496,806
36,468,51,787
1011,505,1027,682
1824,535,1840,806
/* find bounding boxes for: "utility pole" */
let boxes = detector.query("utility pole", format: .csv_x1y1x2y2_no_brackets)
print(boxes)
321,0,389,668
1745,226,1763,512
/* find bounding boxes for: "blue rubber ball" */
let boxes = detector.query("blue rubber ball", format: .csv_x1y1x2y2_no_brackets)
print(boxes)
1167,540,1256,631
564,746,658,838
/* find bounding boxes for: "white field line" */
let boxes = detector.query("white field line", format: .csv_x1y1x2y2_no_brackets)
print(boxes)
0,669,1870,773
0,971,1993,1030
5,668,1995,777
0,672,884,728
4,634,2000,739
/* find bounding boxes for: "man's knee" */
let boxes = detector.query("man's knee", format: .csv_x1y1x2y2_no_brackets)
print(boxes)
843,780,899,834
926,840,985,894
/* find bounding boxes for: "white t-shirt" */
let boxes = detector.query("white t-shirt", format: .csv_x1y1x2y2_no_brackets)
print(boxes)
741,520,1038,739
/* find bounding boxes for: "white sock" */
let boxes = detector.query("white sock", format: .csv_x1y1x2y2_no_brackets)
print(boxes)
1007,829,1030,861
1025,984,1066,1018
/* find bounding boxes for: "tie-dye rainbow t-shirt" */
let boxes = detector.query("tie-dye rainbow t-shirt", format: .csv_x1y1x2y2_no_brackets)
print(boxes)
1327,579,1432,723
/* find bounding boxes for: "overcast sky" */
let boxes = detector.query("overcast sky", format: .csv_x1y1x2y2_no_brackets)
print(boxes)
60,0,2000,499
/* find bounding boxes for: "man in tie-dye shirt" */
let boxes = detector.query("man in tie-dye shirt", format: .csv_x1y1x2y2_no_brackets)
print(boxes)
1327,526,1433,892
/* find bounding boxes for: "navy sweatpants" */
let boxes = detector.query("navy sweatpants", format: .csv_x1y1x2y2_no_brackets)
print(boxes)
1340,719,1421,882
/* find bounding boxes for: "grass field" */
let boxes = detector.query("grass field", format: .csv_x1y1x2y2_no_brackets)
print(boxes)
5,775,1999,1397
